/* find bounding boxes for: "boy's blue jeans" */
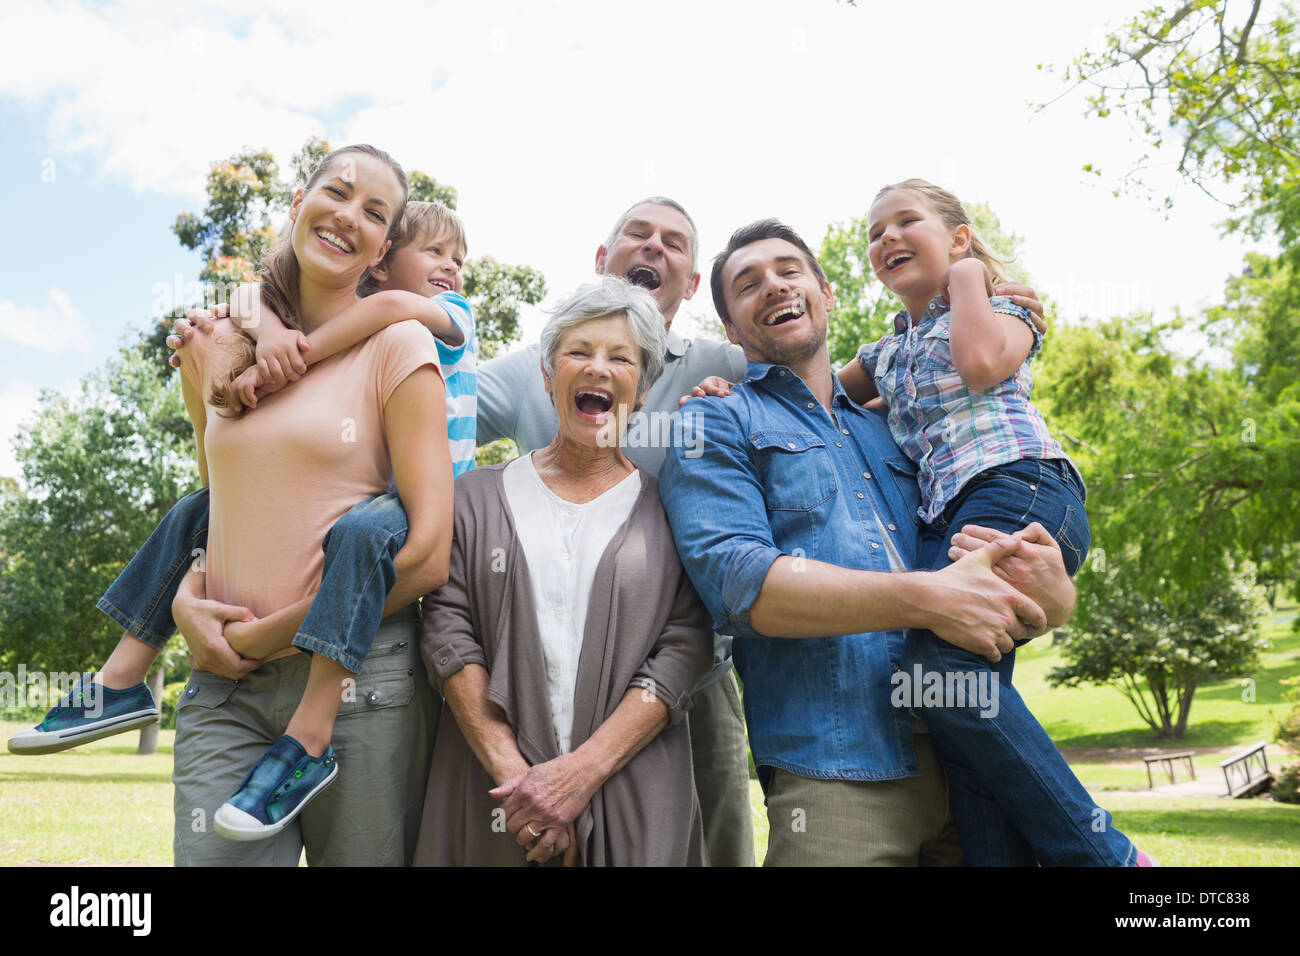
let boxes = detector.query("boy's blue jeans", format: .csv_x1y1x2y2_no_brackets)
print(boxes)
96,489,410,675
904,457,1136,866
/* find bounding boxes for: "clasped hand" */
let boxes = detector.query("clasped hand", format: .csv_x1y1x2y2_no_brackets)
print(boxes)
490,753,597,866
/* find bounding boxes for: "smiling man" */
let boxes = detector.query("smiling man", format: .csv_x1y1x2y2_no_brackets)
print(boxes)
658,219,1076,866
475,197,755,866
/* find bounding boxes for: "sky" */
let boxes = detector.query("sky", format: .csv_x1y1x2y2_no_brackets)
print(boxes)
0,0,1269,481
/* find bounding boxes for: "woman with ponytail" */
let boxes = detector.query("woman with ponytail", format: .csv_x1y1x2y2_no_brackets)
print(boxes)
166,144,452,865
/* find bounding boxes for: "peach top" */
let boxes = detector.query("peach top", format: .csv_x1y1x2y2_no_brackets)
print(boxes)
183,318,441,625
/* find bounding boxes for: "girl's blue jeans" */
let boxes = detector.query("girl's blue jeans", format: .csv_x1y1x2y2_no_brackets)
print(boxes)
95,489,410,675
905,457,1137,866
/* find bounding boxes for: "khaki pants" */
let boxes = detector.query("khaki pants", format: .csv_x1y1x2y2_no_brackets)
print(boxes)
688,668,756,867
172,612,436,866
762,733,962,866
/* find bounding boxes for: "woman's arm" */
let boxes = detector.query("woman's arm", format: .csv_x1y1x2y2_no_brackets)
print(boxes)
168,315,221,484
179,371,209,486
442,664,531,786
947,259,1034,390
380,364,453,611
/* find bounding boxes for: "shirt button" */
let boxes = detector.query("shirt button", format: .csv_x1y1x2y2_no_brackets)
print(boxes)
863,472,871,480
856,492,864,499
806,402,814,409
871,542,880,550
561,553,570,561
1029,484,1037,490
841,428,849,435
888,523,896,531
835,442,842,448
787,442,796,450
366,691,381,705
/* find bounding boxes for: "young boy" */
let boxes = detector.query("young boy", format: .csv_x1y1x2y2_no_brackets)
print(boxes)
9,202,475,838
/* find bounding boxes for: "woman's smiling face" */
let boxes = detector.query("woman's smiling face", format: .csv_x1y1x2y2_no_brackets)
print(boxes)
544,312,643,448
289,152,405,285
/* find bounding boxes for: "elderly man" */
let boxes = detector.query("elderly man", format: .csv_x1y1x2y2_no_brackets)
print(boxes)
658,219,1077,866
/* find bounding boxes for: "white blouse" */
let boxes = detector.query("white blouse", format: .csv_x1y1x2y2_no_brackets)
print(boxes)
502,453,642,753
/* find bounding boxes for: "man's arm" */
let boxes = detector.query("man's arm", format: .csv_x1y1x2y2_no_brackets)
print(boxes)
475,345,536,446
944,522,1077,632
659,397,1043,662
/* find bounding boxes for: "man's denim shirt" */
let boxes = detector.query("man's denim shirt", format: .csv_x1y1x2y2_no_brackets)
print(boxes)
660,362,925,783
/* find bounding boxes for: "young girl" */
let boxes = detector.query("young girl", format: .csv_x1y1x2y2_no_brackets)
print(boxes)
12,145,454,861
836,178,1148,866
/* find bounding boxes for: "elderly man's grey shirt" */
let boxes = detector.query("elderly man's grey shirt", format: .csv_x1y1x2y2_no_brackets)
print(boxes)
477,329,749,477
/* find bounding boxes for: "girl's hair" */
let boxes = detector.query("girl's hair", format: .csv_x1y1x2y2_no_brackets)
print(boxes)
873,178,1012,283
209,144,409,415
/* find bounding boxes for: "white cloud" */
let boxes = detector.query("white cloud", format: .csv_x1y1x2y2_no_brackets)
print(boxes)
0,0,1266,340
0,289,91,353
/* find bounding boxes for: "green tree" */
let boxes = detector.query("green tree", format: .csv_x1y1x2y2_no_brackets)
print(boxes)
0,344,196,751
1048,0,1300,603
1049,562,1268,739
155,138,546,370
1052,0,1299,243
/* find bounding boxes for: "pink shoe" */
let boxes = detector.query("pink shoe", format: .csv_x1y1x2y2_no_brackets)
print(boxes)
1135,850,1161,867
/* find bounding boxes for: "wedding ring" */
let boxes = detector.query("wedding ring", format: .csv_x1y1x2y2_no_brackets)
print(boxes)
526,824,541,838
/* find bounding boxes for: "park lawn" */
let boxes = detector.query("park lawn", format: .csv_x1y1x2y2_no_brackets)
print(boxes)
1101,796,1300,866
0,720,175,866
1013,606,1299,750
4,604,1297,867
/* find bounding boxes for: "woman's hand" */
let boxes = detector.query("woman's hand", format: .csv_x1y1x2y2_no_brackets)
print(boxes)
491,752,603,844
524,822,576,865
166,309,219,368
172,580,262,680
222,615,287,661
678,375,733,407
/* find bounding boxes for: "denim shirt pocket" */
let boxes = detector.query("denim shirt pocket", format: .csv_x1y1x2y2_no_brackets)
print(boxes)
747,431,838,511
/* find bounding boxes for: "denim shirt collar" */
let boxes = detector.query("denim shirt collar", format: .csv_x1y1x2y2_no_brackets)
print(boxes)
744,360,877,417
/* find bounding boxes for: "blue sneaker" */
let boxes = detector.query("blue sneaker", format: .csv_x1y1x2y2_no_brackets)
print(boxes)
213,735,338,842
7,680,159,755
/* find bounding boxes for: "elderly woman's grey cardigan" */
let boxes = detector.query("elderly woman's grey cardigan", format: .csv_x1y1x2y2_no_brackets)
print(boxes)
413,463,713,866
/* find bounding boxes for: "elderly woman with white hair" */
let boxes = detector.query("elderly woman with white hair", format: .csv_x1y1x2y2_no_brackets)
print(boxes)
413,277,713,866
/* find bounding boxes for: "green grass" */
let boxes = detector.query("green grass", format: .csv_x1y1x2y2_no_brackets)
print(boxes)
4,605,1297,866
1102,796,1300,866
0,720,175,865
1014,606,1300,750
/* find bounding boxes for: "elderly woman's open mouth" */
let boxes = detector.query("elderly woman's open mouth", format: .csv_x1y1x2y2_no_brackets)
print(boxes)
574,387,615,420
